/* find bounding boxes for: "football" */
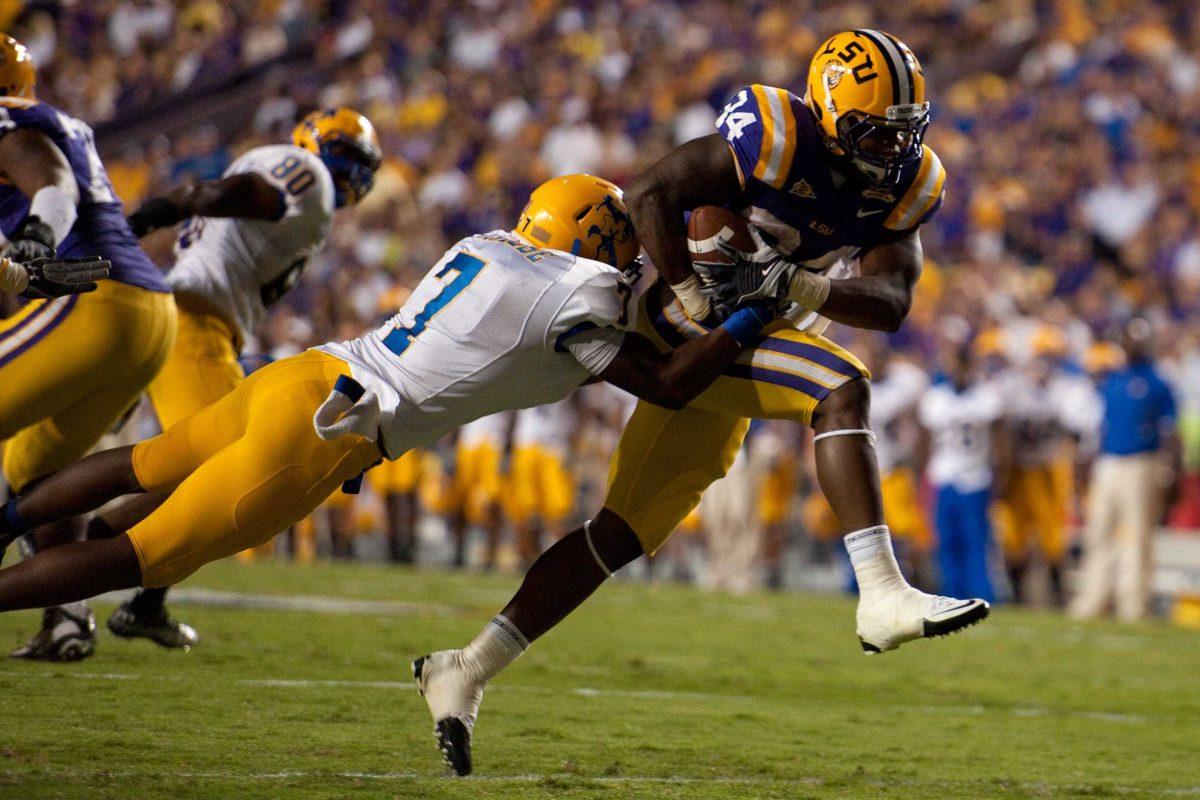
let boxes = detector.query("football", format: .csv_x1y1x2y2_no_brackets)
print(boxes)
687,205,756,269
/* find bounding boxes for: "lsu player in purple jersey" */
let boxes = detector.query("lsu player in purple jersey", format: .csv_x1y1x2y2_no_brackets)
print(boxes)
416,30,986,775
0,36,176,662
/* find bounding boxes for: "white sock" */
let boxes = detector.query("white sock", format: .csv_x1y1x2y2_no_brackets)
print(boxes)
461,614,529,682
843,526,909,597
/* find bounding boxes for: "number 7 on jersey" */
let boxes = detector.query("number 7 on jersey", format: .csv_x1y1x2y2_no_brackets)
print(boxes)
382,252,486,356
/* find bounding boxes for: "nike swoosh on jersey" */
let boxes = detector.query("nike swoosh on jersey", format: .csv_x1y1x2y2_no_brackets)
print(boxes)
856,208,885,218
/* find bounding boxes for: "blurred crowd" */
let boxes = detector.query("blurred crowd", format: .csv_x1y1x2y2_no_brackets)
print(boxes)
6,0,1200,618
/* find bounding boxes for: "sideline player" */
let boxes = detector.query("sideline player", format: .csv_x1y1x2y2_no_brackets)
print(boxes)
0,36,177,661
442,413,510,569
0,175,777,639
508,399,578,569
85,107,382,647
994,326,1098,605
415,30,988,775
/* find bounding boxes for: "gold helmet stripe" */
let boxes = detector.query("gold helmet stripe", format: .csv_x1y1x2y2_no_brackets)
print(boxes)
855,29,912,106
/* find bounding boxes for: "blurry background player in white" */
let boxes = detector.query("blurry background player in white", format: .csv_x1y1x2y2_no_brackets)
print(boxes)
85,108,381,648
919,339,1011,604
862,337,934,588
508,399,578,570
995,325,1101,606
444,412,511,569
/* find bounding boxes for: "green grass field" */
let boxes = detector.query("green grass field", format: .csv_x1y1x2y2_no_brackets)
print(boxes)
0,559,1197,800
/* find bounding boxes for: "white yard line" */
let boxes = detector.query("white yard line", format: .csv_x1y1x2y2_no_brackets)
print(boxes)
5,767,1199,795
91,587,464,617
0,668,1161,724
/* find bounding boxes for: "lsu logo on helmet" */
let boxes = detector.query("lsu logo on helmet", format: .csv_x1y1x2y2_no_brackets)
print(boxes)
805,30,929,185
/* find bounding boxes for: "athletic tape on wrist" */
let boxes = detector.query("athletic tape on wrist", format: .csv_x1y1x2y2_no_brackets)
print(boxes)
670,274,711,320
0,256,28,293
721,305,770,347
788,270,831,311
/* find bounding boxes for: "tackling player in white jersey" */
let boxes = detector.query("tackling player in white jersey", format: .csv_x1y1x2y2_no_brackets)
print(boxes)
0,174,777,667
72,108,381,651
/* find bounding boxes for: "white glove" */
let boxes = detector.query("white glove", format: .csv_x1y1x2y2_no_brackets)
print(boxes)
313,379,381,442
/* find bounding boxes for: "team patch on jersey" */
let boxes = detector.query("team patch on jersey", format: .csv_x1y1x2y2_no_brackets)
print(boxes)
789,179,816,199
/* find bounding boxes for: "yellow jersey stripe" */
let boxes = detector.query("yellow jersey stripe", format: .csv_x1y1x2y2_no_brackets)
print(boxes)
905,159,947,228
750,84,777,185
769,87,798,189
885,148,942,230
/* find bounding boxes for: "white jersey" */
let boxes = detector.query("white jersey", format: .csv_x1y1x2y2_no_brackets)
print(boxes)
319,231,630,459
871,360,930,474
458,411,510,450
919,379,1003,493
513,398,576,454
1006,370,1101,467
167,144,335,343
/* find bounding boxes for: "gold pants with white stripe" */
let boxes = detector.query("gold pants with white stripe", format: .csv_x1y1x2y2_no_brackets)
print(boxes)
605,282,868,553
0,280,176,492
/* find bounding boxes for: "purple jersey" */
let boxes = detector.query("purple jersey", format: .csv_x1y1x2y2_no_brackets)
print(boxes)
0,99,168,292
715,84,946,269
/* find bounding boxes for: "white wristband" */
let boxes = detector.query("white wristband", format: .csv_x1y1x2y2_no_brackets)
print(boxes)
670,273,711,320
787,270,831,311
29,184,78,246
0,256,28,294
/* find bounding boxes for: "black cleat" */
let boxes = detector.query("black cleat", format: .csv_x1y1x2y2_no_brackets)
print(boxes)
434,717,472,776
107,603,199,650
414,653,482,776
923,598,990,638
11,605,96,662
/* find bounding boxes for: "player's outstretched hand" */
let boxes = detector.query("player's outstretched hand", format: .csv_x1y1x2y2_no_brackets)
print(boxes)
17,256,111,299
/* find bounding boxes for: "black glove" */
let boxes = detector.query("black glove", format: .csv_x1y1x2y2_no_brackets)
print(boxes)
694,241,797,319
9,216,56,264
21,256,111,299
126,197,184,238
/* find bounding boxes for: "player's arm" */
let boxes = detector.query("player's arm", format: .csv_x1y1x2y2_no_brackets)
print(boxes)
584,303,771,410
816,230,922,332
126,173,286,237
0,127,80,261
625,134,742,320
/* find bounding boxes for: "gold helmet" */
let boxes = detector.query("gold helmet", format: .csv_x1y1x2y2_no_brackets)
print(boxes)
805,30,928,184
292,107,382,207
1030,324,1068,358
0,35,35,99
515,174,640,272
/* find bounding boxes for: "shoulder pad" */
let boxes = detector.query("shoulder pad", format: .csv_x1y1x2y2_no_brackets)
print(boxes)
717,84,805,190
884,146,946,232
